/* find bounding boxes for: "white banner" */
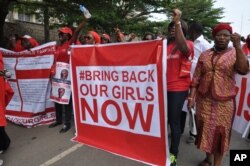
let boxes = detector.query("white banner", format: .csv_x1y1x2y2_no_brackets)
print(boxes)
1,42,56,127
233,73,250,136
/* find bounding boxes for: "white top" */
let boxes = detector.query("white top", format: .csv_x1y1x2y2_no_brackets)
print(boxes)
192,35,213,64
191,35,213,79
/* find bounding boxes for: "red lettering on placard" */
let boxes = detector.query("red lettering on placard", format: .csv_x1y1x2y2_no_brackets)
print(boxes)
148,69,155,82
80,84,108,97
138,71,147,82
146,86,154,101
102,100,122,126
244,92,250,121
130,72,137,82
93,70,101,80
122,71,129,82
237,77,247,116
112,85,155,101
137,87,144,100
80,98,154,132
85,70,92,80
123,103,153,132
122,70,155,83
126,87,136,100
81,98,98,122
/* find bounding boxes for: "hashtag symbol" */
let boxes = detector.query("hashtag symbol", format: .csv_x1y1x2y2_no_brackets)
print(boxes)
79,70,84,80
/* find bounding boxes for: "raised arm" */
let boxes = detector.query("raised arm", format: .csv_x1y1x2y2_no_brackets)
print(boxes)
172,9,190,56
231,33,249,74
71,17,87,44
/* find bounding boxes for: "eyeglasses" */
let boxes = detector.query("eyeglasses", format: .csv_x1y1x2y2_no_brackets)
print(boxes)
84,36,93,40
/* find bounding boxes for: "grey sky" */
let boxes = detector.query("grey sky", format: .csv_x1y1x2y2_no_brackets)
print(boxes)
214,0,250,37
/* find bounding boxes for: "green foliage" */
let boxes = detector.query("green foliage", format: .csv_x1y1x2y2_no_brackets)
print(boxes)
12,0,169,38
2,0,224,42
165,0,224,39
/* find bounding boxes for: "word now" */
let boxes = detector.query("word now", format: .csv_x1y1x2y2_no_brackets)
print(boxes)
79,98,161,137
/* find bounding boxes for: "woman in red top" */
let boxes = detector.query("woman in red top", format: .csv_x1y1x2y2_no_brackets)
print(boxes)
101,33,111,44
83,31,101,45
167,9,194,166
9,35,39,52
0,52,14,154
49,17,87,133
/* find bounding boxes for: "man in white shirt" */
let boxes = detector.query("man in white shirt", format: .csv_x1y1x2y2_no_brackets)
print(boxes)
189,22,213,78
184,22,212,144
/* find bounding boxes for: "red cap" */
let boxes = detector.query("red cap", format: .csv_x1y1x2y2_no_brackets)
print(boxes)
212,23,232,37
59,27,73,36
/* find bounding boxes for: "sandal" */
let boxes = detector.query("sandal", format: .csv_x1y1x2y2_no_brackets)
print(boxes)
198,158,212,166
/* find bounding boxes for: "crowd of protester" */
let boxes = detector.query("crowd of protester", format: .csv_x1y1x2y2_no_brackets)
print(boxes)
1,8,250,166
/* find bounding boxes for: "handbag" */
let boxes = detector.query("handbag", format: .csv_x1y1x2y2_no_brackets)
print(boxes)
179,58,192,78
189,107,197,135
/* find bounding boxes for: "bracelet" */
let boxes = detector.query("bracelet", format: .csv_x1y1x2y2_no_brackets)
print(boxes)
187,97,193,100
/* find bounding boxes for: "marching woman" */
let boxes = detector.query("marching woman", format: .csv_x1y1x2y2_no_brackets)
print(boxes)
188,23,249,166
49,15,87,133
0,51,14,165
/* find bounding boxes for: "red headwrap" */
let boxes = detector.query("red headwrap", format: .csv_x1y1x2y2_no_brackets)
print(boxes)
21,35,39,47
212,23,232,37
13,35,39,52
89,31,101,44
102,33,111,42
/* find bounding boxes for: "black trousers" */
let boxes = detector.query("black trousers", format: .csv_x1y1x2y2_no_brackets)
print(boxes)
168,90,188,156
0,127,10,151
55,97,73,126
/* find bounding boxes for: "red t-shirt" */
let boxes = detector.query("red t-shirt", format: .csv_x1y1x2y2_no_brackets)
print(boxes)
12,39,25,52
242,44,250,56
167,40,194,91
55,40,73,63
0,52,14,126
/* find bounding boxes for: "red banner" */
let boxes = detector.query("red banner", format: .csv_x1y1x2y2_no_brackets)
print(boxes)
71,40,169,165
1,42,56,127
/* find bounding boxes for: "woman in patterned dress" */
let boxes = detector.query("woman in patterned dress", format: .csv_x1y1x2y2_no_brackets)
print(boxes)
187,23,249,166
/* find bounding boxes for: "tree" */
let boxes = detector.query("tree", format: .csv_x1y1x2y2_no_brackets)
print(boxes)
0,0,16,47
165,0,224,39
0,0,224,45
8,0,169,41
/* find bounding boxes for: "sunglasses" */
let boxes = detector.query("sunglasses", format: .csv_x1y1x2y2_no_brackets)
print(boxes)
58,32,68,37
101,37,109,41
84,36,93,40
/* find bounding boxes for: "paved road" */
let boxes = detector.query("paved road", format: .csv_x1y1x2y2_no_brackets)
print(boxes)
1,121,250,166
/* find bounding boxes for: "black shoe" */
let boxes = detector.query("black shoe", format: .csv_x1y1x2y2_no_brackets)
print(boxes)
49,122,62,128
59,125,71,133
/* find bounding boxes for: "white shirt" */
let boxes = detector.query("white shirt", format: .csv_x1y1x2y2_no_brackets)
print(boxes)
192,35,213,64
183,35,212,112
191,35,213,78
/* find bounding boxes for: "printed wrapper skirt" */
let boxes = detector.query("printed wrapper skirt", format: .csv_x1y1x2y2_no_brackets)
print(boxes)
195,95,234,154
